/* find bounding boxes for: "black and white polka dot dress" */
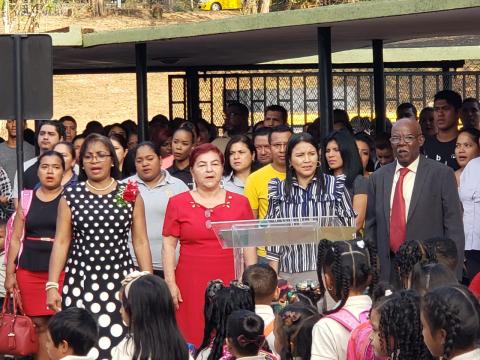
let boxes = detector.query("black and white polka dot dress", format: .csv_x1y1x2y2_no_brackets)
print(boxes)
62,182,135,359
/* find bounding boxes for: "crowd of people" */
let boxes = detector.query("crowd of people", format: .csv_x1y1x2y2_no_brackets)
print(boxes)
0,90,479,360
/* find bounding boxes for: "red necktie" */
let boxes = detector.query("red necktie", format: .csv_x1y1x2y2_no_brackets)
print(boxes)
390,167,410,252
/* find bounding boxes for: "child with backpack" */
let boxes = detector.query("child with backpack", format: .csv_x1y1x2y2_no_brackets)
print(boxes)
369,289,432,360
311,239,377,359
346,282,393,360
421,285,480,360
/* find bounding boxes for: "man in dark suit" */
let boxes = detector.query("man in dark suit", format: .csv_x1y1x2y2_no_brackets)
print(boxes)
365,118,464,282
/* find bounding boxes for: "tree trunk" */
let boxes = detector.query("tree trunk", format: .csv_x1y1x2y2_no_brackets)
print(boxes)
3,0,12,33
260,0,270,13
92,0,105,16
242,0,257,14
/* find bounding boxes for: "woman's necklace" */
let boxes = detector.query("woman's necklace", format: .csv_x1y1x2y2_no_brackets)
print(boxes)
86,178,115,191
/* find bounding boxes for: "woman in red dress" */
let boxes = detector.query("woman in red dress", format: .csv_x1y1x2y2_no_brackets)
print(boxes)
163,143,257,347
5,151,66,360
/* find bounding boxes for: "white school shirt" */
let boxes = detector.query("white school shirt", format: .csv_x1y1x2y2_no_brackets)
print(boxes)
311,295,372,360
111,337,194,360
389,157,420,219
451,348,480,360
255,304,276,356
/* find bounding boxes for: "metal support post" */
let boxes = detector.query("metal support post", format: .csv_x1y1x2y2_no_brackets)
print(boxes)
373,39,386,134
317,27,333,143
186,69,200,123
135,43,149,142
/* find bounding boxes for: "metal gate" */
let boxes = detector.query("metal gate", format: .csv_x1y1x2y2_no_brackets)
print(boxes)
168,66,480,129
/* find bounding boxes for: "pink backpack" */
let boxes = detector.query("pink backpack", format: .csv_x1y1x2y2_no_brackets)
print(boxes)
4,190,34,265
325,308,379,360
346,320,385,360
325,308,369,332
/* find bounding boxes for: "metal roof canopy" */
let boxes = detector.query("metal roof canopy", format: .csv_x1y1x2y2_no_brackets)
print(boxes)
51,0,480,72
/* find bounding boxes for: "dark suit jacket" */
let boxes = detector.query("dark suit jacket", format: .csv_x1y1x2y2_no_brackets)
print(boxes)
365,156,464,281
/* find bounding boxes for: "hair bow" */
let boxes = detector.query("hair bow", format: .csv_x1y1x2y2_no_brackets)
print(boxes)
281,311,301,326
121,271,150,299
237,334,265,347
207,279,225,300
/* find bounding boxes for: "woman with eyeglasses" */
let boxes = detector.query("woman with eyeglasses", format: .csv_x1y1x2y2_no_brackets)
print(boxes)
163,143,257,348
47,134,153,359
5,151,65,360
323,129,368,232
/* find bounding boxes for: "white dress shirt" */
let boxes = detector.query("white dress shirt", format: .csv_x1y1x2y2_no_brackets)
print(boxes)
459,157,480,251
390,157,420,219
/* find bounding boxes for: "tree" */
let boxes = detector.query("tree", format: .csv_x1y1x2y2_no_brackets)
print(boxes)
2,0,12,33
91,0,105,16
260,0,270,13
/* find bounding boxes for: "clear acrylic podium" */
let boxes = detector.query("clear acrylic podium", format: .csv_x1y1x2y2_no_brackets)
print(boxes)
211,216,356,279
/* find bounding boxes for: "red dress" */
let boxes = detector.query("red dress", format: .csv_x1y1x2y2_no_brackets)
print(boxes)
163,191,254,347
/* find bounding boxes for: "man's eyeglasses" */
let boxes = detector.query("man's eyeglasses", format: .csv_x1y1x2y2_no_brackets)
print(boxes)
83,152,111,163
390,135,420,144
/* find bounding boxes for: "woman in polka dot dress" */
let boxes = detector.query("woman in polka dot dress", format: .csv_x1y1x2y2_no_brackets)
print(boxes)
47,134,153,359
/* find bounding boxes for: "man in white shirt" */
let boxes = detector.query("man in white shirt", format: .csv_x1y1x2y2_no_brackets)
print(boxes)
366,118,464,282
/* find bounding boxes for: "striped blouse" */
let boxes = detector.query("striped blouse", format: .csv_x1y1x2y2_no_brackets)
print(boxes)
265,174,356,273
